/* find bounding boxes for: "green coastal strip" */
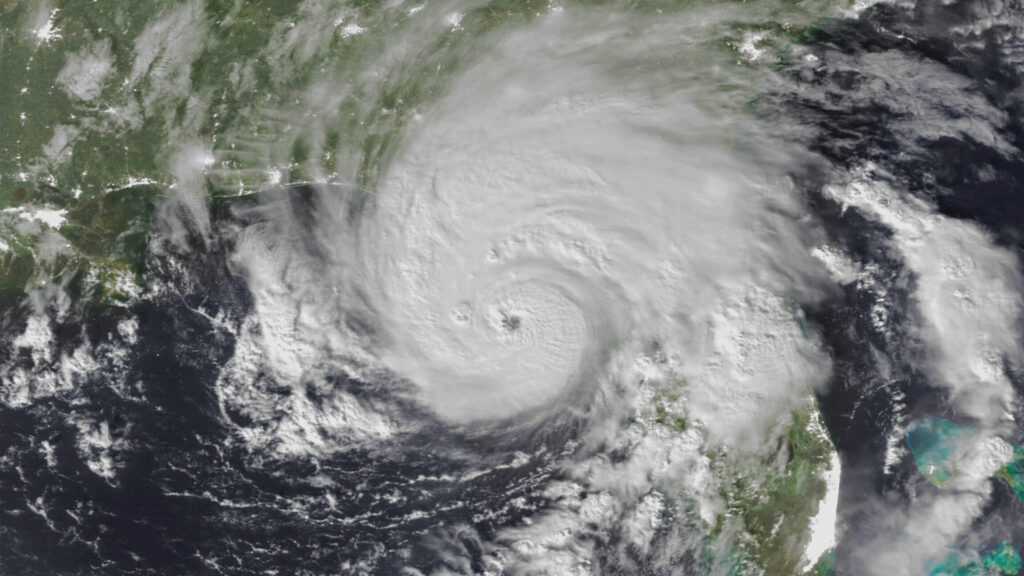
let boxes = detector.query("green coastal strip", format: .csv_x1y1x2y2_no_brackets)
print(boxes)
0,0,855,300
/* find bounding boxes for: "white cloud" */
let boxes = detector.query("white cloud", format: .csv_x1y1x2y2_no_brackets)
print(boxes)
56,38,114,101
223,9,839,572
128,1,209,114
825,165,1022,426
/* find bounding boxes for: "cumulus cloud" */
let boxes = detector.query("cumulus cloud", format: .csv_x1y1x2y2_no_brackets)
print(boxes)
56,38,114,101
810,137,1023,576
825,165,1022,427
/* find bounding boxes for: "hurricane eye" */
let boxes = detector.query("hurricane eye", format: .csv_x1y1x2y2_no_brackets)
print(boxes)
500,311,521,332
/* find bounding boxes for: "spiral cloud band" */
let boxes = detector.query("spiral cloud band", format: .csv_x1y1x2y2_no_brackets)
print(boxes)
246,13,834,436
211,16,840,571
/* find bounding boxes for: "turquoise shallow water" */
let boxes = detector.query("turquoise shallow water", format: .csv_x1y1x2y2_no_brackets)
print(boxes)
927,542,1021,576
906,417,975,486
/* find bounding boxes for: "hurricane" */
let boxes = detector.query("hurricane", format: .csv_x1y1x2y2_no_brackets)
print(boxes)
2,0,1024,575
